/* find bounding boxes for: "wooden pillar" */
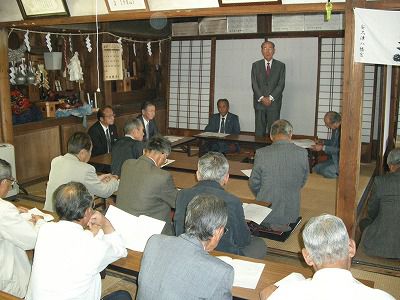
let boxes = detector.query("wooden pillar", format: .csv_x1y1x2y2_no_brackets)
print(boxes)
0,28,13,144
388,66,400,147
336,0,365,233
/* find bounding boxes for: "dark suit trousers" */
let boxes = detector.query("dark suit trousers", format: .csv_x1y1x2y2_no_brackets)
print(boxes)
255,109,280,137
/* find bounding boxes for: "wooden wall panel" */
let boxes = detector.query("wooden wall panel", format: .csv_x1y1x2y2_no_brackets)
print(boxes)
14,127,60,183
60,120,97,154
114,113,140,136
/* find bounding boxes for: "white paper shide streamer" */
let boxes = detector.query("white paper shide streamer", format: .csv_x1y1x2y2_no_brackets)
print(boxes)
147,42,152,56
117,37,123,55
67,52,84,82
45,33,52,52
133,43,136,56
24,30,31,52
86,35,92,53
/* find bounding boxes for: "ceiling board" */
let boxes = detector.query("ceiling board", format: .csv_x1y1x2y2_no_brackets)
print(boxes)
66,0,108,17
147,0,219,11
0,0,23,22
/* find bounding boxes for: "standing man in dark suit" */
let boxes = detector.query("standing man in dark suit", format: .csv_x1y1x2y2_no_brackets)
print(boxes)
116,136,177,235
138,194,233,300
175,152,267,259
204,98,241,154
312,111,341,178
138,101,158,142
251,41,286,137
111,118,144,177
249,120,309,231
360,148,400,259
88,105,118,172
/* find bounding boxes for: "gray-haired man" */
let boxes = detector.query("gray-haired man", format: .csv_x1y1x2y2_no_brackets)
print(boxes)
175,152,266,259
249,119,309,231
138,194,234,300
360,148,400,259
260,214,395,300
116,136,177,235
111,118,144,176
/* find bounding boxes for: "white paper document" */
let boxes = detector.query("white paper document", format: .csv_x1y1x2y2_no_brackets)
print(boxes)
105,205,165,252
164,136,182,143
241,169,252,177
21,207,54,222
197,132,229,138
242,203,271,225
292,139,315,149
217,256,265,289
274,272,306,287
161,159,175,168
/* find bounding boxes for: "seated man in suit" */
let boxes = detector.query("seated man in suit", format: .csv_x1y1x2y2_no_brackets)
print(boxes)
44,132,119,212
27,182,131,300
260,214,395,300
203,98,241,154
360,148,400,259
0,159,45,298
116,136,177,235
311,111,341,178
138,194,234,300
175,152,266,259
88,105,119,172
138,100,158,142
111,118,144,177
249,119,309,232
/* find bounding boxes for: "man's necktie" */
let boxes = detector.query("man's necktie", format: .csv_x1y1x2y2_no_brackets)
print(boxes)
106,128,111,153
145,123,150,140
266,62,271,78
220,117,225,133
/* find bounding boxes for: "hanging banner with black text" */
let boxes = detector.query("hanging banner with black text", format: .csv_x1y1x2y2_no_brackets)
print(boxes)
354,8,400,66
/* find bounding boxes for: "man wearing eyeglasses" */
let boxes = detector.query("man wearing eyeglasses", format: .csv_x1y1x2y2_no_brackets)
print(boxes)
88,105,119,172
0,159,44,298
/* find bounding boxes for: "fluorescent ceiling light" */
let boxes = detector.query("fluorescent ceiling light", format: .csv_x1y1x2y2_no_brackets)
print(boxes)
147,0,219,11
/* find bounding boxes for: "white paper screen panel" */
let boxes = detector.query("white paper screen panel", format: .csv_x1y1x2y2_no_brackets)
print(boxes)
317,37,375,143
168,40,212,129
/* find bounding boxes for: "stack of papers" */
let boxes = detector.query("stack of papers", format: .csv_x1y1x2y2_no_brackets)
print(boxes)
161,159,175,168
164,136,182,143
105,205,165,252
21,207,54,222
242,203,271,225
241,169,252,177
217,256,265,289
197,132,229,138
292,139,315,149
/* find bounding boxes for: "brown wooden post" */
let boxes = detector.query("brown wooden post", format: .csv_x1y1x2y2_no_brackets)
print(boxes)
388,66,400,148
336,0,365,234
0,28,13,144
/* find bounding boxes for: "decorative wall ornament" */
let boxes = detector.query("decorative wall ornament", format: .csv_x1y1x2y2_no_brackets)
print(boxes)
133,43,136,56
45,32,52,52
117,37,122,55
85,35,92,53
147,42,152,56
67,52,84,82
24,30,31,52
8,45,27,63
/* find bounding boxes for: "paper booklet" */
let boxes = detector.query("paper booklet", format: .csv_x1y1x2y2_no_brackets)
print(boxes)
164,136,183,143
241,169,252,177
292,139,315,149
105,205,165,252
161,159,175,168
217,256,265,289
274,272,306,287
21,207,54,222
242,203,272,225
197,132,229,138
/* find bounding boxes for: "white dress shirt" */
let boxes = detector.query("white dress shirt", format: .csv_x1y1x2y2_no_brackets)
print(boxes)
27,221,127,300
0,199,44,298
218,113,228,133
268,268,395,300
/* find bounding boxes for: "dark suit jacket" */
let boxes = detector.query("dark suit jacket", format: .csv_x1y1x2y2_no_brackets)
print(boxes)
249,140,309,225
174,180,251,255
88,121,118,156
138,115,158,142
251,59,285,111
111,136,144,176
362,169,400,259
116,155,177,235
324,127,340,171
137,234,233,300
204,113,240,134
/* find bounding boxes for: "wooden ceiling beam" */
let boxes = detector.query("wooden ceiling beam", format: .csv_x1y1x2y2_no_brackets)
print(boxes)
1,3,345,28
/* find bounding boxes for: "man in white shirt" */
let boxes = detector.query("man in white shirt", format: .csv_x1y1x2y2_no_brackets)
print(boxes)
260,214,395,300
27,182,129,300
0,159,44,298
